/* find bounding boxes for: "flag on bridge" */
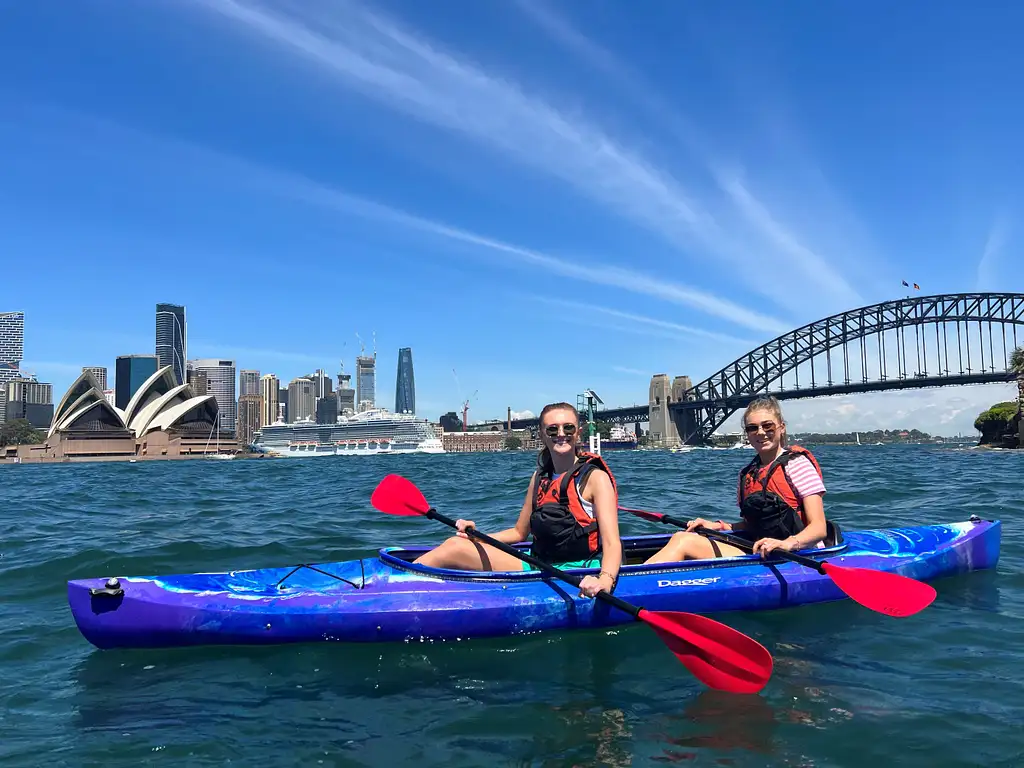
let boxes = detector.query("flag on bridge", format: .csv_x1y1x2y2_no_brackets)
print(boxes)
913,283,920,290
902,280,909,287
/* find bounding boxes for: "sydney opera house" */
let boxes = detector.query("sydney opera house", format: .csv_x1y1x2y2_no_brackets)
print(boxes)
3,367,230,463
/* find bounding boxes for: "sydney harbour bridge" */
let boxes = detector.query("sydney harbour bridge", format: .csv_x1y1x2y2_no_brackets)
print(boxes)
502,292,1024,446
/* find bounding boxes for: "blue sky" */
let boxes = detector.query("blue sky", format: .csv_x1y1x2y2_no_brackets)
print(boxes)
1,0,1021,435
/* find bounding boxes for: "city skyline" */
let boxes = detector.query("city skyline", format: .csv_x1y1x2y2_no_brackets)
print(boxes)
3,2,1023,434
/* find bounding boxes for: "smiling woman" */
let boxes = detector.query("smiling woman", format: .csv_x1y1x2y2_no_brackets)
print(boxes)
645,395,831,563
412,401,623,598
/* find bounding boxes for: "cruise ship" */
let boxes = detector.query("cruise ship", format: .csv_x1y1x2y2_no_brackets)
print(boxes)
601,424,639,451
251,408,444,458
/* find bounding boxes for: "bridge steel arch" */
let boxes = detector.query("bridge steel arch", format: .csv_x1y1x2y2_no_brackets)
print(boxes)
671,292,1024,445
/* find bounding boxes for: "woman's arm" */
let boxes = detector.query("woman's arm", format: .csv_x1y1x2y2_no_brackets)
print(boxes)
577,470,621,596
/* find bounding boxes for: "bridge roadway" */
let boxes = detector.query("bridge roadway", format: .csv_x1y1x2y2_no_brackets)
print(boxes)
502,371,1017,431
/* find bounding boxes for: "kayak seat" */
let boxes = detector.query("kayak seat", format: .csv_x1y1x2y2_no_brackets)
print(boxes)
823,520,843,547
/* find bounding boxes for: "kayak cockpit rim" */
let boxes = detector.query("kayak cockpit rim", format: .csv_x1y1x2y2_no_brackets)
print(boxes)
376,532,850,582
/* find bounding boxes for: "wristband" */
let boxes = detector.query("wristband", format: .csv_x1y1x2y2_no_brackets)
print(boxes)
599,570,617,582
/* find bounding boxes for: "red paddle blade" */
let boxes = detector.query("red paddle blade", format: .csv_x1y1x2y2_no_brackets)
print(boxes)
370,474,430,517
822,563,937,617
638,609,773,694
619,506,664,523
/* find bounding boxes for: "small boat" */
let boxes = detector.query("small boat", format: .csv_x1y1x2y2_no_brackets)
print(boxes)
67,517,1000,650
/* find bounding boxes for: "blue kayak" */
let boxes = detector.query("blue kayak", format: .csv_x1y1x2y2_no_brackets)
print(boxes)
68,517,1000,650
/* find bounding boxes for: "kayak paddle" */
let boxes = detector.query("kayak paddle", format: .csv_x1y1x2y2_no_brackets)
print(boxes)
619,505,937,618
371,474,774,694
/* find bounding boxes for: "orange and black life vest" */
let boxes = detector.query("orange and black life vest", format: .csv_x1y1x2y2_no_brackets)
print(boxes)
738,445,823,540
530,450,616,563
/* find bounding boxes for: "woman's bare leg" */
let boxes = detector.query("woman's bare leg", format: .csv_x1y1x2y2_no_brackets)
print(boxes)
644,531,748,564
413,535,527,571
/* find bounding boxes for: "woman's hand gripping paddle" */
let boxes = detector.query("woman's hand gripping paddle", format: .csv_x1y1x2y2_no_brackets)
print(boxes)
371,474,774,694
619,505,936,618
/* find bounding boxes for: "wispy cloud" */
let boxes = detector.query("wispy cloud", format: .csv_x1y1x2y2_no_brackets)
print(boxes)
976,216,1010,291
613,366,650,376
514,0,866,309
182,0,857,312
526,295,760,344
19,103,786,333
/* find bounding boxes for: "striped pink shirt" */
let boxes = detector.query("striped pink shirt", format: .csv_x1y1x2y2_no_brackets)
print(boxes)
737,455,826,507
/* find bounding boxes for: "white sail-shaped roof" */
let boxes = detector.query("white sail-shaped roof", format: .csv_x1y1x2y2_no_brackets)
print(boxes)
49,385,119,437
143,395,218,435
50,372,105,435
128,384,193,437
123,366,179,427
52,398,127,435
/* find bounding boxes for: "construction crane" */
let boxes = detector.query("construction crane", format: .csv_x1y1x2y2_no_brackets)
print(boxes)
461,389,478,433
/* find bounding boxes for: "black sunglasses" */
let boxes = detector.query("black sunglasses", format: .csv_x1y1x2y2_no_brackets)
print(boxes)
744,421,777,435
544,423,578,437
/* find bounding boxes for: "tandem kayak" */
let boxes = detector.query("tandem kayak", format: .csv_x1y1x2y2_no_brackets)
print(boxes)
68,517,1000,650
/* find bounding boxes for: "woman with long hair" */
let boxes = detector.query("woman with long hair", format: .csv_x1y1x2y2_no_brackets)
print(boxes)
414,401,622,598
645,395,828,563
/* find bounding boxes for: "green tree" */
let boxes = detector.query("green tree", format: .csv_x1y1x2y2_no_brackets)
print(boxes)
504,435,523,450
1011,345,1024,414
0,419,46,448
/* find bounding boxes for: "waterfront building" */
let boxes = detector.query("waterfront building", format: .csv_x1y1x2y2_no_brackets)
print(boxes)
288,377,315,423
155,303,187,386
395,347,415,415
260,374,280,426
189,359,237,436
115,355,158,410
237,393,263,446
103,389,115,407
4,376,54,428
356,354,376,412
82,366,107,391
239,369,260,396
3,366,224,464
0,311,25,393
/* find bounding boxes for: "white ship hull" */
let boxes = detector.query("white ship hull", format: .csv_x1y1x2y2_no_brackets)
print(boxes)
254,438,445,458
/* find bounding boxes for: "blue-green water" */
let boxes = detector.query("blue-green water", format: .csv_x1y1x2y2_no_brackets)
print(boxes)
2,446,1022,767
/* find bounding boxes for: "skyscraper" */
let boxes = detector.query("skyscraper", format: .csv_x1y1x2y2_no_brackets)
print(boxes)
304,369,332,400
189,359,237,435
239,369,260,396
0,311,25,392
82,366,107,390
155,303,187,386
115,355,158,410
356,354,376,412
288,377,315,422
260,373,280,426
395,347,415,414
337,363,355,415
236,393,263,446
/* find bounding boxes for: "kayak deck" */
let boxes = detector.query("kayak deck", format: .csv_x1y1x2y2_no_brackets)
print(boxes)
67,518,1001,649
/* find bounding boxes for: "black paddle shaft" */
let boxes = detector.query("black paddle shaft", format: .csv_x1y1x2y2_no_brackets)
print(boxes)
424,508,641,619
690,524,827,573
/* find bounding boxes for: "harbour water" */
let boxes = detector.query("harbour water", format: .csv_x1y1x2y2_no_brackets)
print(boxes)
1,445,1022,766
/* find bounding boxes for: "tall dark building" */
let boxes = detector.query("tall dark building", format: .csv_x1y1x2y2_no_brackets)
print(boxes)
316,395,338,425
155,303,187,386
115,355,158,410
395,347,415,415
